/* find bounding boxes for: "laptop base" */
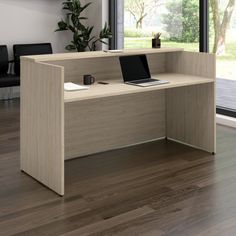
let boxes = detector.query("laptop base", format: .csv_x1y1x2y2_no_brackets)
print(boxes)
125,79,169,87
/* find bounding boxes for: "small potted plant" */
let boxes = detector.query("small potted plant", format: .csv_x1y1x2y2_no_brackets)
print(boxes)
152,32,161,48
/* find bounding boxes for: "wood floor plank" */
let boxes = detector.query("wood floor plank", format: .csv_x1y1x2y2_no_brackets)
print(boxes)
0,99,236,236
0,197,90,235
62,206,155,236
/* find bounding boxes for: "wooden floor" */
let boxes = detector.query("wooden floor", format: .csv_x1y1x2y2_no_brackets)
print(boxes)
217,78,236,110
1,100,236,236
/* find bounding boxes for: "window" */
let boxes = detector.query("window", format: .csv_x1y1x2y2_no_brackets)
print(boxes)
124,0,199,52
210,0,236,118
109,0,236,118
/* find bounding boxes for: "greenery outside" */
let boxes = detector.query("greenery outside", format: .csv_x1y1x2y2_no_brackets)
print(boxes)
124,38,236,61
124,0,236,81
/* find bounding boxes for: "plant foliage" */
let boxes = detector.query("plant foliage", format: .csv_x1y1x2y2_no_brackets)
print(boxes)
162,0,199,43
55,0,112,52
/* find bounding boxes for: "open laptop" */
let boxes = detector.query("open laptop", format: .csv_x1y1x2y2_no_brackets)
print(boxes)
119,54,169,87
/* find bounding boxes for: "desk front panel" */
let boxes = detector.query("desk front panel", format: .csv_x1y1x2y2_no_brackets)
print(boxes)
65,90,166,160
47,53,166,84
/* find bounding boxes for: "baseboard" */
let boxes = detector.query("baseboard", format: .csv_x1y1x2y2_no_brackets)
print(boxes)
0,87,20,100
216,114,236,128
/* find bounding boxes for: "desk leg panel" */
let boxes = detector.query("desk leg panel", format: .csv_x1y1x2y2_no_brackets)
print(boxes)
20,61,65,196
166,83,216,153
65,90,166,159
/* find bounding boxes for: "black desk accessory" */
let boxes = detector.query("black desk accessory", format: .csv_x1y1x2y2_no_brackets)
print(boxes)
98,81,109,85
83,75,95,85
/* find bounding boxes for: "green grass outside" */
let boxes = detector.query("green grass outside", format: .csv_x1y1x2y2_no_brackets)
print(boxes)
124,37,236,61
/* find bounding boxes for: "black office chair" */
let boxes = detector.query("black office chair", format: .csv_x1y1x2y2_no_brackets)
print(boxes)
0,45,9,76
0,45,20,88
13,43,53,76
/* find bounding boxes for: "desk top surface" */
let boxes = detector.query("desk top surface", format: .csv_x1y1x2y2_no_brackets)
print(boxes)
64,73,214,103
22,48,184,62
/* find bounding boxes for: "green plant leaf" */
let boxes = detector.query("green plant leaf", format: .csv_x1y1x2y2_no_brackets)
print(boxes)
99,23,112,39
55,20,68,31
80,2,92,13
65,44,76,51
68,25,76,33
99,39,108,45
88,36,96,42
78,17,88,20
88,26,94,35
63,0,73,10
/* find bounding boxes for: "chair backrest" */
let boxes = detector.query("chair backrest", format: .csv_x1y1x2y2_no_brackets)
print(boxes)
0,45,9,76
13,43,53,76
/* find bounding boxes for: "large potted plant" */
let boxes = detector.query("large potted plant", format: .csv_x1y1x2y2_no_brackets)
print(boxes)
55,0,112,52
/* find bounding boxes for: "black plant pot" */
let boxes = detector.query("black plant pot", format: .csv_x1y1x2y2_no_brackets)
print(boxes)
152,38,161,48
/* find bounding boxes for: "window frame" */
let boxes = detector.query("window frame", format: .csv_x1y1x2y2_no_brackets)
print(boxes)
109,0,118,49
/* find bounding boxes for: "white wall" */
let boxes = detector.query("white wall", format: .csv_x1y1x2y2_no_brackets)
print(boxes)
0,0,72,59
0,0,109,58
0,0,109,99
0,0,108,58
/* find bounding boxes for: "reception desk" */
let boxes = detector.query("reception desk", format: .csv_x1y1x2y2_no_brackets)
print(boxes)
20,48,216,196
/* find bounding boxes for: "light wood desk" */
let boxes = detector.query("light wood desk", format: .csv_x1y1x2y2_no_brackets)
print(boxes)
20,48,216,196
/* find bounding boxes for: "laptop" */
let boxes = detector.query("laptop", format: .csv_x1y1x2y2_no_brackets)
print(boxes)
119,54,169,87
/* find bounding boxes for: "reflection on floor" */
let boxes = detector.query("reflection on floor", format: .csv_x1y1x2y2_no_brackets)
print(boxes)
217,78,236,110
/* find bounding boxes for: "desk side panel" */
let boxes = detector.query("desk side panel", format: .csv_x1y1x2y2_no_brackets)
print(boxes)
166,83,216,153
65,90,166,159
46,53,166,83
166,51,216,153
20,61,64,195
166,51,216,79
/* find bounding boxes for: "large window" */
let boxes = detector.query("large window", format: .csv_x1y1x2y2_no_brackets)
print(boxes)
124,0,199,52
110,0,236,118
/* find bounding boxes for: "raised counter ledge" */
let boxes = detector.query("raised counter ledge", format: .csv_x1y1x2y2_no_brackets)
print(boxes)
21,48,184,62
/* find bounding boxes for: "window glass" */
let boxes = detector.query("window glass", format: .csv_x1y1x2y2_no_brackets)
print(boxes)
124,0,199,52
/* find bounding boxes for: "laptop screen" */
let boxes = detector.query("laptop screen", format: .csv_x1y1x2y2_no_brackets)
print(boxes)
119,54,151,82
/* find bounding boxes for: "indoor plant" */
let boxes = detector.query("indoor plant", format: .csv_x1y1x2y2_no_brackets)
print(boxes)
55,0,112,52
